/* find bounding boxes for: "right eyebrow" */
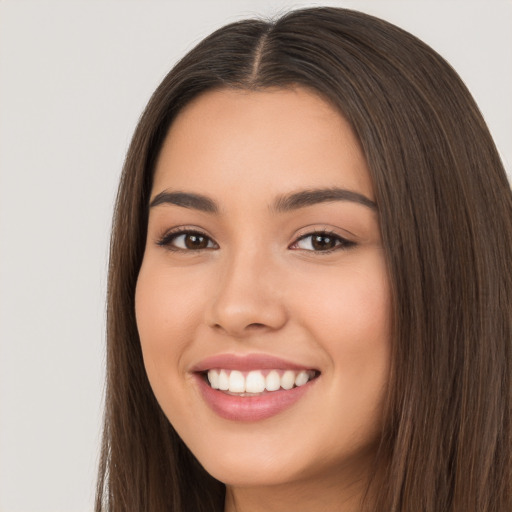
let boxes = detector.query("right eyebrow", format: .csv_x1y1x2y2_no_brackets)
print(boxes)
149,191,219,214
271,187,377,213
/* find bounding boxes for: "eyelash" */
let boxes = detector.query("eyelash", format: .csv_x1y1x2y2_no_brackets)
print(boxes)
291,230,356,253
156,229,217,252
156,228,356,254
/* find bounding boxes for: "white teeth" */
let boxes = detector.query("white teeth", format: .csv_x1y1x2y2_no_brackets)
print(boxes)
265,370,281,391
281,370,295,390
245,370,266,393
206,369,316,394
295,370,309,387
229,370,245,393
207,370,219,389
218,370,229,391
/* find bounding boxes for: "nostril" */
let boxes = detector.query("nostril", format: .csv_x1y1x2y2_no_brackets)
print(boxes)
247,323,266,329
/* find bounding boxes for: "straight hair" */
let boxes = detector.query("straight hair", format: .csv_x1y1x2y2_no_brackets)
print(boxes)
96,7,512,511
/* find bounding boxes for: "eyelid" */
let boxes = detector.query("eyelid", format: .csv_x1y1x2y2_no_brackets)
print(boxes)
154,225,356,253
156,226,218,251
289,228,356,253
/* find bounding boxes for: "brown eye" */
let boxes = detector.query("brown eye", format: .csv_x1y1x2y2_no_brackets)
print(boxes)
311,234,337,251
184,233,209,249
291,232,356,252
157,230,217,251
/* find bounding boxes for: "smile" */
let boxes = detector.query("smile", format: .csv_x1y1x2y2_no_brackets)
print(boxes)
206,369,318,395
192,354,320,421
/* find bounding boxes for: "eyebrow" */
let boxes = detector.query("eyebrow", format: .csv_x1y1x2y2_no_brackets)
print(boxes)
149,187,377,213
150,191,218,213
271,187,377,212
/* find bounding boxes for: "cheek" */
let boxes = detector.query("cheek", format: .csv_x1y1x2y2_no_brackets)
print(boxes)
293,253,391,349
134,260,207,385
291,252,392,412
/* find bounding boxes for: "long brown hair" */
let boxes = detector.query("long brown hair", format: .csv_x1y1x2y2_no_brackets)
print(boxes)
96,7,512,511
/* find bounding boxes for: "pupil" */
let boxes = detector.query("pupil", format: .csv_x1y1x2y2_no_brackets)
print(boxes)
185,234,207,249
312,235,335,250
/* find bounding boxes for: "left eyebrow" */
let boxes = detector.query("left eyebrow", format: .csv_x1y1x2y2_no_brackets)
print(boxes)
149,191,219,213
271,187,377,213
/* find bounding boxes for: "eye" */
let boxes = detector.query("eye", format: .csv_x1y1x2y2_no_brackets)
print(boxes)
290,231,355,252
157,230,217,251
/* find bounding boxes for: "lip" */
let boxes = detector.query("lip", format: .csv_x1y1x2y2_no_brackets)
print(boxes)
191,353,315,373
191,353,319,422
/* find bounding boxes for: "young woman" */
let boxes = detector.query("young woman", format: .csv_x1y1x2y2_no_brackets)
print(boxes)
96,7,512,512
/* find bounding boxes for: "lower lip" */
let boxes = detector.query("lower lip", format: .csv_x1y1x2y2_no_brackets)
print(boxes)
195,374,316,422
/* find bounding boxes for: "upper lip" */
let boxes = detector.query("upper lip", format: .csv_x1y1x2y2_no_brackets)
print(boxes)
191,353,318,373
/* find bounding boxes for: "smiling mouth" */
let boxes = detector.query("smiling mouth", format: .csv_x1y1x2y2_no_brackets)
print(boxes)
203,368,320,396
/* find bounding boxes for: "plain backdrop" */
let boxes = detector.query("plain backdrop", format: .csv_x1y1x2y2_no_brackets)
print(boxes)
0,1,510,511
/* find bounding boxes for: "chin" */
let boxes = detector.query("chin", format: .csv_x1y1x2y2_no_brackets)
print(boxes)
201,455,307,488
183,425,378,491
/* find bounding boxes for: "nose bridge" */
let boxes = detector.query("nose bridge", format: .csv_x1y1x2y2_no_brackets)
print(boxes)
207,244,287,336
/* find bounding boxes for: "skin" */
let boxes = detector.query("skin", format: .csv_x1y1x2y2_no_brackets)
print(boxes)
135,87,391,512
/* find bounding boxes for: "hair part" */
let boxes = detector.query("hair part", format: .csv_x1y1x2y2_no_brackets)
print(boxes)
97,7,512,511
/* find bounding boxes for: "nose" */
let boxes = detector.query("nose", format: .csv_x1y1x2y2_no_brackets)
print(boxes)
205,249,288,338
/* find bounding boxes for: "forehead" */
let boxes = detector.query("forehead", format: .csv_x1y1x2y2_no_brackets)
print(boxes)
152,87,373,202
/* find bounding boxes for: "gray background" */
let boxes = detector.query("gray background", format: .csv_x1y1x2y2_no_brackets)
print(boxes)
1,1,510,511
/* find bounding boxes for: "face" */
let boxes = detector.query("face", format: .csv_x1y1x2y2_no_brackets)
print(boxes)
135,87,391,493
